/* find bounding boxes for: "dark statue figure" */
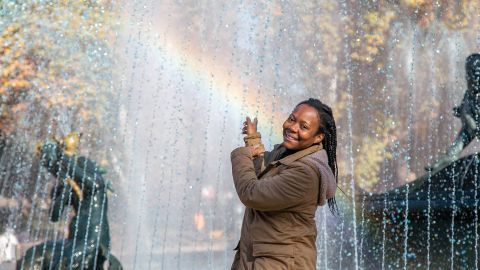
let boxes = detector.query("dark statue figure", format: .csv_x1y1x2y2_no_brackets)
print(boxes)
359,53,480,268
17,134,122,270
427,53,480,171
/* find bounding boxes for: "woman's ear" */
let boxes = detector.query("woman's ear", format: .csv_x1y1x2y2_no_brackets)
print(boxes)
314,133,325,144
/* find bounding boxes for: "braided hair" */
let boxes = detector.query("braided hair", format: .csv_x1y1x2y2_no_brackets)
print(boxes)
296,98,338,214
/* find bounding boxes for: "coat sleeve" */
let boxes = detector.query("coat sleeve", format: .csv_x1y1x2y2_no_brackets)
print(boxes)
231,147,318,211
252,156,265,176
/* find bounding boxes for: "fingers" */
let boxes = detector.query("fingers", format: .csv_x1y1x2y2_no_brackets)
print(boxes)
242,117,249,134
242,116,258,134
246,116,252,125
244,116,257,125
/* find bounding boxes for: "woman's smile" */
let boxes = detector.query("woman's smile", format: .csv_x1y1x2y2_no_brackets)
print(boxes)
283,130,298,141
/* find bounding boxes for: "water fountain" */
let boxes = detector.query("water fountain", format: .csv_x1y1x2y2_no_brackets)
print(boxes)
17,136,122,269
0,0,479,269
361,52,480,269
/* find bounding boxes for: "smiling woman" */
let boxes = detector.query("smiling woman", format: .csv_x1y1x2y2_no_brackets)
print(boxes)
230,98,338,270
282,104,325,151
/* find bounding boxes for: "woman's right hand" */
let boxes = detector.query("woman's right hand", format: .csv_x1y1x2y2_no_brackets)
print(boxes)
242,116,258,135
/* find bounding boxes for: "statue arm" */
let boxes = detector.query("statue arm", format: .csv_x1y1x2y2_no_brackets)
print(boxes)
68,157,107,192
454,91,470,117
49,184,69,222
464,113,477,131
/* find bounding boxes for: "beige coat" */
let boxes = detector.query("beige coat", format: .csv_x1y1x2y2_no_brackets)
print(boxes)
231,143,336,270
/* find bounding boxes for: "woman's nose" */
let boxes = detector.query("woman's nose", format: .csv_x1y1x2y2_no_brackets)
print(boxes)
289,123,299,132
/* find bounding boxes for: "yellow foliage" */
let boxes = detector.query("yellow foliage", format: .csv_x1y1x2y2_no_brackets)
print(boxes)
354,119,395,192
442,0,469,30
399,0,472,29
0,1,117,136
351,10,396,64
295,1,341,97
401,0,429,7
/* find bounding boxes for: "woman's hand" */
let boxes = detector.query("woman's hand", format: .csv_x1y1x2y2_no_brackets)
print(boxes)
242,116,264,157
242,116,258,135
247,144,264,157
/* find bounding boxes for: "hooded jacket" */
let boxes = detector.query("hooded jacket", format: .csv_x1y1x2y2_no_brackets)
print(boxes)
231,142,336,270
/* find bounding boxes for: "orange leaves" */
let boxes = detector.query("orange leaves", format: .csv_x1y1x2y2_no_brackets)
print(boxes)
400,0,472,29
2,79,30,90
11,103,27,114
441,0,469,30
0,22,37,133
0,1,117,136
401,0,434,27
1,62,34,90
1,25,34,93
350,10,396,64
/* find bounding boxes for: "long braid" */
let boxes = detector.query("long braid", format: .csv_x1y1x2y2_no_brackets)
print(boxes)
297,98,339,214
320,104,339,214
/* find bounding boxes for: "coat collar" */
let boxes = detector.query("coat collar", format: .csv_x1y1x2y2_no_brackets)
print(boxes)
274,143,323,166
257,143,324,179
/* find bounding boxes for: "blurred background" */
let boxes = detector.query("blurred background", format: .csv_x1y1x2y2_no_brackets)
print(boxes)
0,0,479,269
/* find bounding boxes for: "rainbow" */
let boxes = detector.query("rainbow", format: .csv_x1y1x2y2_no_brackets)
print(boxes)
138,25,286,143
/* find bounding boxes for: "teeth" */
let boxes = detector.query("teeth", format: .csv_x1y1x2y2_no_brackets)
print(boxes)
285,132,296,140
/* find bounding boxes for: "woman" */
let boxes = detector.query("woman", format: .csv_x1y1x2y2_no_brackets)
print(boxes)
231,98,338,269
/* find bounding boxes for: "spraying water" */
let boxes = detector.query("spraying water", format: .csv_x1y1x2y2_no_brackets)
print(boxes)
1,1,479,269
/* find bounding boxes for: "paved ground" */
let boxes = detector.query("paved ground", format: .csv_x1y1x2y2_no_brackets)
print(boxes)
0,262,14,270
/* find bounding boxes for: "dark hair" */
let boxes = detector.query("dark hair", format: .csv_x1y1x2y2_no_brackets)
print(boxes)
297,98,338,214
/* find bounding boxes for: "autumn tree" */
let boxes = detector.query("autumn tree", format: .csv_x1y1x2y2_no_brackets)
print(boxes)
0,0,121,232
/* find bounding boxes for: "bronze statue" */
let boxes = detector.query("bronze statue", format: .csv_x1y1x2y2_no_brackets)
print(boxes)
427,53,480,171
17,133,122,270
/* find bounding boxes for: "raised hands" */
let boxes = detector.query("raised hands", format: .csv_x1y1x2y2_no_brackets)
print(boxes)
242,116,258,136
242,116,264,157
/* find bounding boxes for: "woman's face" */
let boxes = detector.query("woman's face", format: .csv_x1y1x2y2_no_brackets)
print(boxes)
282,104,324,150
